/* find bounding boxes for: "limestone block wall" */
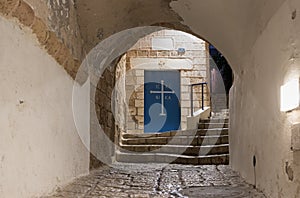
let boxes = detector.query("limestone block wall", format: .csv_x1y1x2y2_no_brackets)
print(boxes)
90,63,117,169
125,30,210,133
0,16,89,198
114,55,127,134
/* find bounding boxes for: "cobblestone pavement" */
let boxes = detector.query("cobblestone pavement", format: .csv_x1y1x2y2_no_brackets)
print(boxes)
43,163,266,198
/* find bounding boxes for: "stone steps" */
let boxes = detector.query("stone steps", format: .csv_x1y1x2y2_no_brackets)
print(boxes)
115,151,229,165
116,115,230,165
122,128,229,139
119,144,229,156
199,118,229,123
121,135,229,146
198,122,229,129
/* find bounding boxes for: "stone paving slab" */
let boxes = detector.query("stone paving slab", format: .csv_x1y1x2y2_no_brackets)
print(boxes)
42,163,266,198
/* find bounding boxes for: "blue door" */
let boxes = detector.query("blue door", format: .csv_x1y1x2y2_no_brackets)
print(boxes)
144,71,181,133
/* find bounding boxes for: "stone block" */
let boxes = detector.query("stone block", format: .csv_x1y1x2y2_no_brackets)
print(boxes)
129,107,137,115
136,76,144,85
135,69,144,77
181,78,191,85
137,50,149,57
181,108,189,116
137,123,144,130
135,116,144,123
181,93,190,100
181,116,187,121
12,0,34,26
31,17,49,45
135,92,144,100
127,50,138,57
137,108,144,115
135,100,144,107
126,77,136,85
181,100,190,108
193,57,207,65
157,51,170,57
149,51,157,57
127,122,136,130
199,71,207,77
44,32,63,57
181,86,189,92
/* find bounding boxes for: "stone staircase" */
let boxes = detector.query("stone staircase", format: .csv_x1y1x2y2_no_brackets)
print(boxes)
116,116,229,165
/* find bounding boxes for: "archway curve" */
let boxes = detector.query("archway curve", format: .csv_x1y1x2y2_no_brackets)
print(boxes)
149,22,238,81
72,25,232,169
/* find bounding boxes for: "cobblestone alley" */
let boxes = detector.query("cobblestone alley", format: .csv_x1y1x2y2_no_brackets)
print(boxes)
43,163,265,198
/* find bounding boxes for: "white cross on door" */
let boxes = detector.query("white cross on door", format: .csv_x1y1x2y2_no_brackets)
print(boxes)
150,80,175,116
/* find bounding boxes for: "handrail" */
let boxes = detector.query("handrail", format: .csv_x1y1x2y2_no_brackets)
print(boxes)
190,82,207,116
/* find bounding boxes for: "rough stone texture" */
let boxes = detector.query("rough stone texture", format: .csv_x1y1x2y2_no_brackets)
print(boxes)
125,30,210,133
24,0,84,60
45,0,84,60
0,0,83,79
43,163,266,198
90,64,117,169
75,0,189,53
2,0,300,197
114,55,127,134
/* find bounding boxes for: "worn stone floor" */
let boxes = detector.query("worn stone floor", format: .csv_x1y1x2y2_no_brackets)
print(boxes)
43,163,266,198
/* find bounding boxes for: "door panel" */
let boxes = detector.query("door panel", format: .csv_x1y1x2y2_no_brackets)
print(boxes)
144,71,181,133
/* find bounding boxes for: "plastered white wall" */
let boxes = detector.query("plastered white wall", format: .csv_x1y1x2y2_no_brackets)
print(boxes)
229,1,300,197
171,0,300,197
0,17,89,198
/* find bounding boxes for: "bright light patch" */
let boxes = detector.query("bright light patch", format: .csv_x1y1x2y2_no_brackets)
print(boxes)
280,79,299,112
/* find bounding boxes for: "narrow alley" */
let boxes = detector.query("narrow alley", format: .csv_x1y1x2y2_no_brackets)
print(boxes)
44,163,265,198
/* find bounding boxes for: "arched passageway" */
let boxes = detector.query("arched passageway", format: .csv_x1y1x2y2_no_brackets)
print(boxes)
1,0,300,197
79,27,233,167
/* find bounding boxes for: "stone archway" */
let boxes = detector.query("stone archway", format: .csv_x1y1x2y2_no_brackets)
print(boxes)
83,26,233,169
1,0,299,197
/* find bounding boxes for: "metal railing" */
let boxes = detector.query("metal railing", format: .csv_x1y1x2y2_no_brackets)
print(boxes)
190,82,207,116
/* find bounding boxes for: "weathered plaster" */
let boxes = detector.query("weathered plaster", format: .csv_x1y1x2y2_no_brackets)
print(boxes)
170,0,286,73
0,0,82,79
1,0,300,197
0,16,89,198
171,0,300,197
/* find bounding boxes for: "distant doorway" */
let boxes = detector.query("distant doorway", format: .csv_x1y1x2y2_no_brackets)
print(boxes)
144,71,181,133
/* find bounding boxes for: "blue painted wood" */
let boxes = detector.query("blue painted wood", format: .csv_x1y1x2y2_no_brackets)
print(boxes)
144,71,181,133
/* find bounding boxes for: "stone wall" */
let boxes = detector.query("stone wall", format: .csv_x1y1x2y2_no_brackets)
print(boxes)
24,0,84,60
113,55,127,153
0,0,84,79
114,55,127,134
75,0,186,52
125,30,210,133
90,61,117,169
0,16,89,198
